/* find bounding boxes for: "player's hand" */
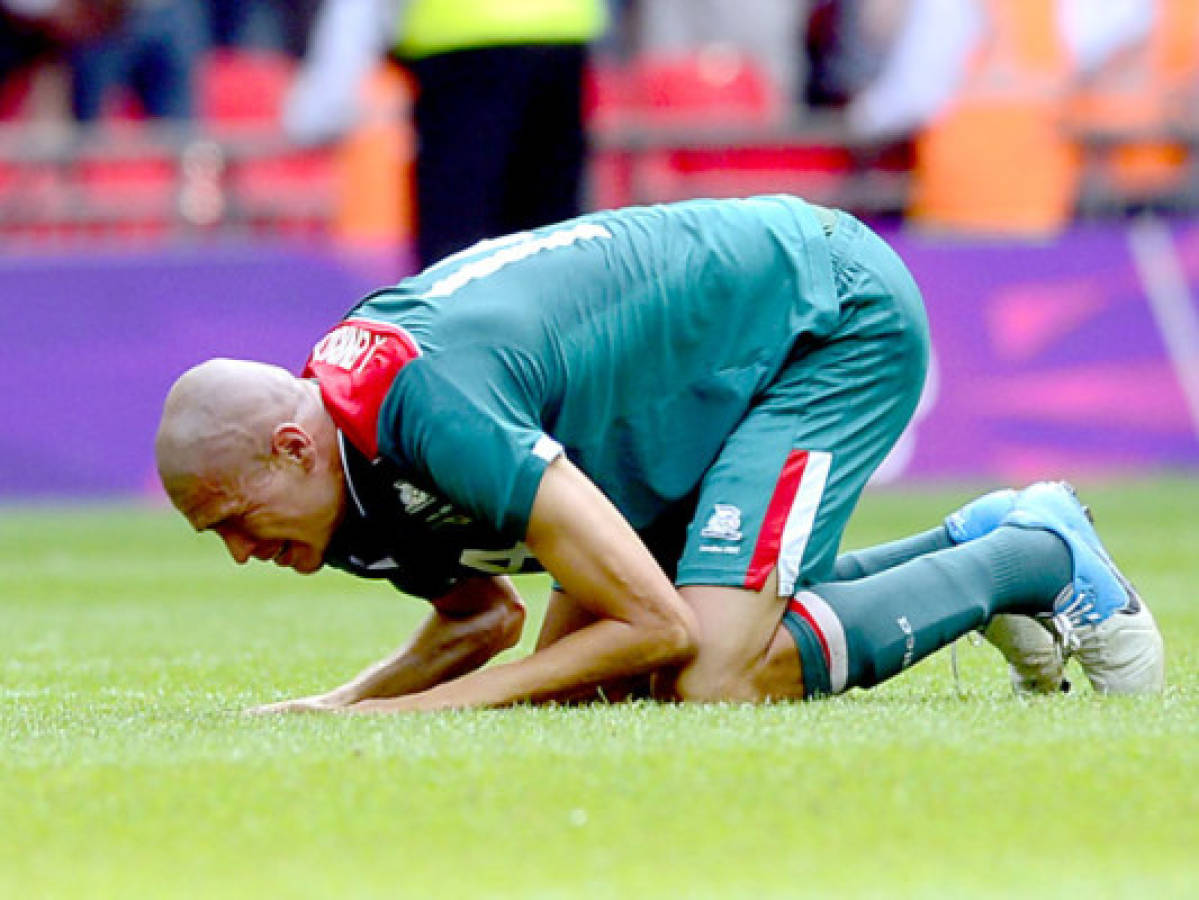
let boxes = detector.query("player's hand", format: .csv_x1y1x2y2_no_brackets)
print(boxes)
244,692,349,715
341,693,449,714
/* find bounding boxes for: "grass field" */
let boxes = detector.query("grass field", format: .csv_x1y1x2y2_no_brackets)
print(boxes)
2,477,1197,898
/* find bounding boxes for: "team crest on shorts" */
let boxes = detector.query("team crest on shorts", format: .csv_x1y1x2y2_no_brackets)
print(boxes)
700,504,743,541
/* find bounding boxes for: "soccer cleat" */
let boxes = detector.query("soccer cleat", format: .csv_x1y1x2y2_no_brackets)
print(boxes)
944,488,1018,544
1002,481,1165,694
982,614,1068,694
947,487,1067,692
1065,600,1164,695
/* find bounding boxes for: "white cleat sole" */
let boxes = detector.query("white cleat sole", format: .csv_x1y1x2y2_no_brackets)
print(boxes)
983,614,1067,695
1067,599,1165,695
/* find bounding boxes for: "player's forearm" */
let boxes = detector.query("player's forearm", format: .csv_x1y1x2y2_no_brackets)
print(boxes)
331,581,525,702
348,611,692,711
335,613,514,700
347,459,699,711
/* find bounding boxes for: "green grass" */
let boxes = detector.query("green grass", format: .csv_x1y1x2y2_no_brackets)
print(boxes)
2,477,1197,898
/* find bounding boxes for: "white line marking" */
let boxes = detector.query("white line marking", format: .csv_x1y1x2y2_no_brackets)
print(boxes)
1127,215,1199,443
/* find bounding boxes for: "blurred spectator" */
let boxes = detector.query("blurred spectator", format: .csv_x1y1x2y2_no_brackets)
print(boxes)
1,0,123,119
804,0,902,109
596,0,635,61
1064,0,1199,204
1,0,123,54
204,0,321,57
67,0,205,121
633,0,810,109
842,0,984,145
843,0,1160,235
285,0,607,268
845,0,1155,144
283,0,392,146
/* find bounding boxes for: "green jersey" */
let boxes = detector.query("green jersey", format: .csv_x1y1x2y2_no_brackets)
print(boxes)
306,195,838,540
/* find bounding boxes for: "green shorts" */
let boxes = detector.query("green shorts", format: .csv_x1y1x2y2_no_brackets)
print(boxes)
672,210,929,595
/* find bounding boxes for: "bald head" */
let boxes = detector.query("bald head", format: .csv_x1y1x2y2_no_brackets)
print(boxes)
157,359,346,573
155,358,326,500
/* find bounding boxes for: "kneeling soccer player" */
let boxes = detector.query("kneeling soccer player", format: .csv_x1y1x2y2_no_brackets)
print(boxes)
155,195,1164,711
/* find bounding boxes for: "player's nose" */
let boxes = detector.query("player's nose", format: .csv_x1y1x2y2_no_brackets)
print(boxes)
220,532,254,565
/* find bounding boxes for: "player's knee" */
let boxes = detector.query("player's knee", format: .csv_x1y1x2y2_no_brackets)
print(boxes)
674,662,755,704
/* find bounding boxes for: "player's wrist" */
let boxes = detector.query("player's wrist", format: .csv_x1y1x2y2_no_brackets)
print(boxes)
322,684,366,706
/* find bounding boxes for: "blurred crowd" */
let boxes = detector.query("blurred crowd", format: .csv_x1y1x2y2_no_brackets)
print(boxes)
0,0,321,120
1,0,1197,246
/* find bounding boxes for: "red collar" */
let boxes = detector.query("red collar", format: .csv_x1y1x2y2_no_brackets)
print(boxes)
302,317,421,457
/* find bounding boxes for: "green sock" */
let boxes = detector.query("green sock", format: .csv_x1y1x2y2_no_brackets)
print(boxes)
784,526,1072,696
832,526,953,581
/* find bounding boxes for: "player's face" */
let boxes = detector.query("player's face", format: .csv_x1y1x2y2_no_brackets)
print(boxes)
180,458,344,575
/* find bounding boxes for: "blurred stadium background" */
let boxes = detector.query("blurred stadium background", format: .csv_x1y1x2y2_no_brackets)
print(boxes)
2,0,1197,502
3,5,1197,897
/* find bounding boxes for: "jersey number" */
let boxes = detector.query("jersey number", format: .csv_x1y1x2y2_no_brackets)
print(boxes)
459,544,534,575
424,222,613,299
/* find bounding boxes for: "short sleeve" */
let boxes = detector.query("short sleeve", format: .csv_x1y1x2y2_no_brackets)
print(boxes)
377,350,562,539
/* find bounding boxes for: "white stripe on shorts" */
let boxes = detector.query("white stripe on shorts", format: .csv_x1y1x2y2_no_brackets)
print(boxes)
775,450,832,596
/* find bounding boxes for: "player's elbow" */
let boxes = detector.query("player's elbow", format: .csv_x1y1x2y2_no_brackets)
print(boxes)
491,595,526,653
471,593,526,658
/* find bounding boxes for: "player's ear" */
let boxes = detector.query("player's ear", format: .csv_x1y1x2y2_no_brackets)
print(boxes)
271,423,316,471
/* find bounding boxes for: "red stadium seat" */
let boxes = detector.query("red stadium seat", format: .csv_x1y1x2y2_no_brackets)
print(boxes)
607,50,855,204
73,147,176,237
586,49,911,210
197,48,296,129
583,59,637,132
587,49,785,208
195,48,339,232
228,148,336,233
0,66,35,122
631,48,782,127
